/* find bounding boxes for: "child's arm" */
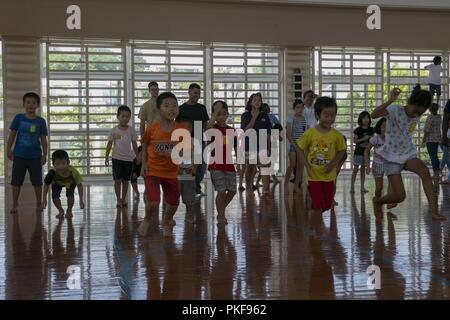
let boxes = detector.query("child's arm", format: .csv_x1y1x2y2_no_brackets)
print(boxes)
325,150,346,174
206,106,220,129
364,143,373,174
42,184,50,209
6,130,17,160
77,184,85,209
298,148,312,177
132,140,139,160
286,123,295,145
105,140,113,165
140,143,147,177
41,135,48,166
371,88,400,119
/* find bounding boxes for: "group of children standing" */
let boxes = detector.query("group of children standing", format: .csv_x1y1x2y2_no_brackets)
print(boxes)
7,70,448,239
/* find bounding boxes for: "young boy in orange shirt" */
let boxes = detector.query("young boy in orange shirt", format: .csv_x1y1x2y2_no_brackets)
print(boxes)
138,92,186,237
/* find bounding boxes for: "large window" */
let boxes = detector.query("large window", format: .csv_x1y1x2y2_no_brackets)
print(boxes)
315,47,449,168
44,39,282,176
45,40,125,175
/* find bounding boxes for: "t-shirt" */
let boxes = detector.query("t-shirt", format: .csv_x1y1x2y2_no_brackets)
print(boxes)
297,127,346,182
208,125,236,172
425,64,443,85
286,115,307,141
353,127,375,155
240,111,272,152
423,114,442,143
44,166,83,188
108,126,137,162
302,105,316,129
9,114,48,159
176,102,210,140
369,135,386,164
141,121,186,179
379,105,419,164
138,97,158,124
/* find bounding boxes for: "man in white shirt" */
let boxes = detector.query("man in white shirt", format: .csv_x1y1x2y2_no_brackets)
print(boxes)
425,56,443,104
302,90,318,129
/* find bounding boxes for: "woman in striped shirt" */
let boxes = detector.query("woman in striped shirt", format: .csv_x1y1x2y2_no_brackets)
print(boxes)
285,100,307,192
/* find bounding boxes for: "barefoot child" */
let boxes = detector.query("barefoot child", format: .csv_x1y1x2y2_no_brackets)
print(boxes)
207,101,237,224
105,105,139,208
351,111,374,193
371,86,446,220
364,118,398,213
7,92,48,214
42,150,85,219
138,92,185,237
177,117,198,224
297,97,346,215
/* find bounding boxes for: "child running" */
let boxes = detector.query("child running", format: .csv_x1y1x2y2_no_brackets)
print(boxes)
285,100,307,192
351,111,374,193
298,97,346,215
207,100,237,225
105,105,139,208
371,86,446,220
42,150,85,219
138,92,186,237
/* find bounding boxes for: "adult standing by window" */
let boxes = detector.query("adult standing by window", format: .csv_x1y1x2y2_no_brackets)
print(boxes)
138,81,159,138
302,90,318,129
176,83,210,197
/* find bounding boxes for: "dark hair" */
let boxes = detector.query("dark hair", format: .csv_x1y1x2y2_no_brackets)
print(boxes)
188,83,201,91
52,149,69,163
409,84,432,109
117,105,131,116
157,92,178,108
23,92,40,106
374,118,386,135
314,96,337,117
430,103,439,115
293,100,303,109
212,100,229,114
245,92,263,111
148,81,158,88
261,103,270,112
433,56,442,65
357,111,371,127
303,90,314,99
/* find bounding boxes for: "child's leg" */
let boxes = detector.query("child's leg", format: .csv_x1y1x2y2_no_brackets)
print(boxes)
405,158,446,220
160,178,180,233
245,164,256,190
216,191,228,223
239,164,246,190
295,156,304,191
66,197,75,218
51,184,65,218
131,181,139,197
360,167,367,192
121,180,129,207
114,180,122,207
351,165,359,191
285,151,295,184
138,201,159,236
374,177,383,198
34,187,43,210
261,165,270,194
182,179,196,223
11,187,21,213
374,174,405,207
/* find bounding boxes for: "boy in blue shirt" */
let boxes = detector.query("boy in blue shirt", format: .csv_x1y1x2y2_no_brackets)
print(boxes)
6,92,48,214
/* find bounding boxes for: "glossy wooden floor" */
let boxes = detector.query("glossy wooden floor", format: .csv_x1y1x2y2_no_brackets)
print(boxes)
1,174,450,300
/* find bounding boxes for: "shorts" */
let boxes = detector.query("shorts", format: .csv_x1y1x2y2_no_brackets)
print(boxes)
372,162,384,178
384,161,404,176
131,162,141,183
179,178,196,207
353,154,364,166
210,170,237,192
429,83,441,96
308,181,335,212
112,158,133,181
11,157,43,187
144,175,180,206
52,183,76,199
